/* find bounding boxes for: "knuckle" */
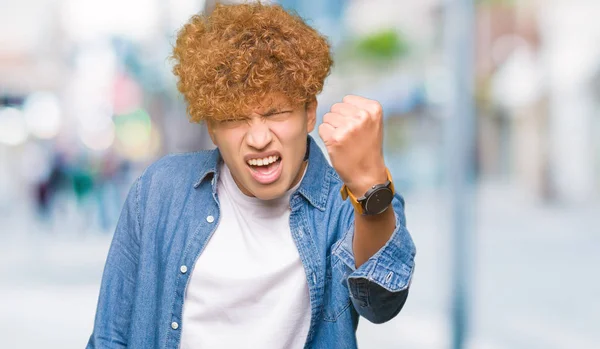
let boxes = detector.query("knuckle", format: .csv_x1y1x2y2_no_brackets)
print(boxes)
356,109,370,120
371,102,383,115
332,133,344,143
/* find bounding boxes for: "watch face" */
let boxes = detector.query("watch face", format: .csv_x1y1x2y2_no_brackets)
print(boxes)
364,187,394,215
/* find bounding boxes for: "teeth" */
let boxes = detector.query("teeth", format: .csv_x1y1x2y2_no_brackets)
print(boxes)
247,155,279,166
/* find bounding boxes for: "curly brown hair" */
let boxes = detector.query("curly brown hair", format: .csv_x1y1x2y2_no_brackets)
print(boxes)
171,2,333,123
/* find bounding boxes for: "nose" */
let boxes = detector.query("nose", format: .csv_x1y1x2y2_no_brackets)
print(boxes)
245,118,273,150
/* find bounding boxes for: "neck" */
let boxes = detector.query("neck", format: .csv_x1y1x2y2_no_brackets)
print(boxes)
289,160,308,190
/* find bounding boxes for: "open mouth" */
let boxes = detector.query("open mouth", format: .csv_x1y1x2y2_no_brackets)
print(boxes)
246,154,283,184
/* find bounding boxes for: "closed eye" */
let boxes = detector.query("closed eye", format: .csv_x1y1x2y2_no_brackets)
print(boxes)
218,118,248,127
220,116,246,123
263,110,293,117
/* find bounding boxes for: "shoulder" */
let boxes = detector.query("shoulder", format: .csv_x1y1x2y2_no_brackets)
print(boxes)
138,149,215,193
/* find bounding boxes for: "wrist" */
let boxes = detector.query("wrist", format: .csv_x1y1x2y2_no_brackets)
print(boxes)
345,166,388,196
341,166,395,216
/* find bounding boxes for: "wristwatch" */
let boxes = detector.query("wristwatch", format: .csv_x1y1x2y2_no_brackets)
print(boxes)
340,169,395,215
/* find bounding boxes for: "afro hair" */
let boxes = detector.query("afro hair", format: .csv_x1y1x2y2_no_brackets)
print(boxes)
171,2,333,123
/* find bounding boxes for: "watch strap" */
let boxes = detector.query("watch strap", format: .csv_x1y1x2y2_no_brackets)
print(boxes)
340,182,364,214
340,168,394,215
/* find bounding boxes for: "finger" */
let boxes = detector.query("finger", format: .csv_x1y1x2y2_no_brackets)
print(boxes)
343,95,383,119
334,100,371,121
342,95,372,109
322,112,346,128
331,102,360,117
318,122,336,143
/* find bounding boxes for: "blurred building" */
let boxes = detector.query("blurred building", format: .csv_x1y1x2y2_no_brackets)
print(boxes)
475,0,600,203
1,1,599,349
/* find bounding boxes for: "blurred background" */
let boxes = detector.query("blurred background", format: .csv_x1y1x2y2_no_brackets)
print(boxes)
1,0,599,348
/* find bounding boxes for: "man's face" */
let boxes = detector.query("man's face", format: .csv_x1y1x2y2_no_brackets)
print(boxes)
207,94,317,200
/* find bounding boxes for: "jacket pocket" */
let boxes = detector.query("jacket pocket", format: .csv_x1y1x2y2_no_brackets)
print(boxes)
323,256,352,322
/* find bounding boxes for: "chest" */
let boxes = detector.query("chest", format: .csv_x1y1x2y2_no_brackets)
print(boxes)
190,196,303,287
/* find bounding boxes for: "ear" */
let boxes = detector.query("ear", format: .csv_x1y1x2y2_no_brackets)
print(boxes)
306,99,318,133
205,120,217,146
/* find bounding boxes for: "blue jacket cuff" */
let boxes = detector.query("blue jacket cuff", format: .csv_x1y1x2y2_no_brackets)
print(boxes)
333,207,416,293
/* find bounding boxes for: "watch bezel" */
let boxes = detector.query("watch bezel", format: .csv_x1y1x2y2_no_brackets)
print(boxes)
358,182,394,215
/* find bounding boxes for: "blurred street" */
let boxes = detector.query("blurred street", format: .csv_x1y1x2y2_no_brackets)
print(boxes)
2,181,598,349
2,0,600,348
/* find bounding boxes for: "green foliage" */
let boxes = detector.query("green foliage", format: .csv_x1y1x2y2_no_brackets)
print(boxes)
354,29,410,61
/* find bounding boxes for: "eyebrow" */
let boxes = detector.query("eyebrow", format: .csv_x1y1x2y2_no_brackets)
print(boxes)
258,107,292,116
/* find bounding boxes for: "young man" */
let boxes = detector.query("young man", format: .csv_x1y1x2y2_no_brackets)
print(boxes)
87,3,415,349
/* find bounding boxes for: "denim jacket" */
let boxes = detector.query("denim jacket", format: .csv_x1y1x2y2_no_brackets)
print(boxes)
87,136,416,349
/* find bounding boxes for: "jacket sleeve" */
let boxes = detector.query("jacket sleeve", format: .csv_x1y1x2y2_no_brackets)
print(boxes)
87,178,142,348
332,192,416,324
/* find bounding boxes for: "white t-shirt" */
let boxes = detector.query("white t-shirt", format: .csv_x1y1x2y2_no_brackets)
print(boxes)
180,163,311,349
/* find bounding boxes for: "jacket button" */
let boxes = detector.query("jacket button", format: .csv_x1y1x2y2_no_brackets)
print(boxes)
206,215,215,223
180,265,188,274
171,322,179,330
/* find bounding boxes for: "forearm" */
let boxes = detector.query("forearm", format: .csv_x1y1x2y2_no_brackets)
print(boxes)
352,205,395,268
346,164,396,268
